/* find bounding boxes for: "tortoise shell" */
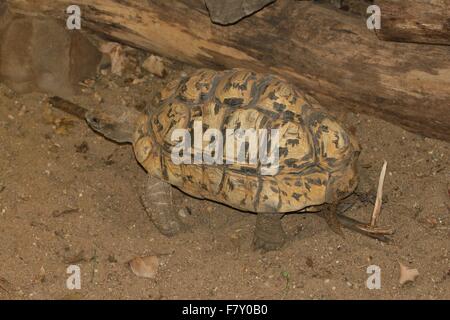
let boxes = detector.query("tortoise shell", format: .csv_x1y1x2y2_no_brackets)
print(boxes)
133,69,360,213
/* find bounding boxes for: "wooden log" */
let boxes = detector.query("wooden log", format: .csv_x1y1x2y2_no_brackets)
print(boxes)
7,0,450,141
375,0,450,46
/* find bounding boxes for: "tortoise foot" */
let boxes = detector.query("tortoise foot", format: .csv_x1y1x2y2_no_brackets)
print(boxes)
149,209,184,237
253,233,286,252
253,213,286,252
324,203,345,238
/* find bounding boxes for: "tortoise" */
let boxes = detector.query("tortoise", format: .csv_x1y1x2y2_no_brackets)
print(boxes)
51,68,393,251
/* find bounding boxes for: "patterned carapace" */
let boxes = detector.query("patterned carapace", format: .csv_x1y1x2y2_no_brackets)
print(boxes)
133,69,360,213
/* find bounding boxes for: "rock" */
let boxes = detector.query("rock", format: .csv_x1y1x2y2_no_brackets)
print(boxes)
178,207,190,218
142,55,166,78
93,92,103,103
99,42,127,76
0,9,102,98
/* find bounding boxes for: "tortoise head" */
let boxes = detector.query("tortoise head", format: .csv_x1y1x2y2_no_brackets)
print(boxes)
85,107,140,144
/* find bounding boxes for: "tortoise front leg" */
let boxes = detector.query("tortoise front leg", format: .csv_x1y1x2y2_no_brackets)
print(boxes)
253,213,287,252
140,175,183,237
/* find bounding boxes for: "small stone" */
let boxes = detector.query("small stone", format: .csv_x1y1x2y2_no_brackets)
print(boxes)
178,207,190,218
142,55,166,78
132,77,146,85
18,105,27,116
99,42,127,75
93,92,103,103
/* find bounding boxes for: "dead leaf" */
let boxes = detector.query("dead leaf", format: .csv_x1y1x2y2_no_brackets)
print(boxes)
399,262,419,285
425,216,439,228
142,55,166,78
129,256,159,279
100,42,126,76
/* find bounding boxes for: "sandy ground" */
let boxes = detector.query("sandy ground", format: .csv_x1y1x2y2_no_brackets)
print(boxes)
0,54,449,300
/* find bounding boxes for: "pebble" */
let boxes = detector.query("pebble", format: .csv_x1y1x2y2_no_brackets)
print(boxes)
142,55,166,78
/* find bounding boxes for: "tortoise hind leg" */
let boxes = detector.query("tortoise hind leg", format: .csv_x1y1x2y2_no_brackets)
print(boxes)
140,176,184,237
313,202,394,242
323,203,345,237
253,213,287,252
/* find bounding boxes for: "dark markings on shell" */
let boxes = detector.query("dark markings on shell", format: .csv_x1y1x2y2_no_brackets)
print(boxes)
160,151,168,181
227,179,235,191
285,158,298,167
240,166,258,175
214,103,220,115
325,157,338,167
153,118,163,132
283,111,295,121
268,91,277,100
287,139,299,146
306,178,323,186
332,133,340,148
273,102,286,112
279,147,289,157
224,97,244,107
254,175,264,211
